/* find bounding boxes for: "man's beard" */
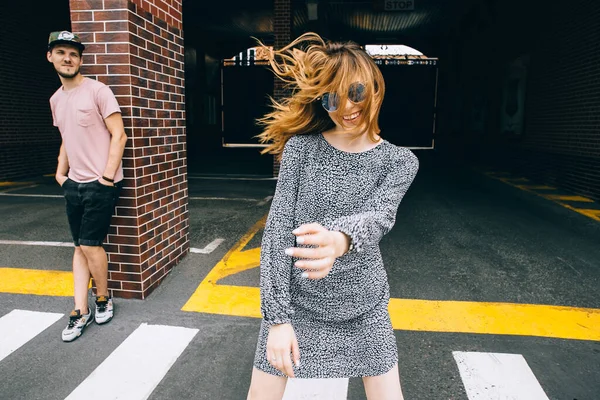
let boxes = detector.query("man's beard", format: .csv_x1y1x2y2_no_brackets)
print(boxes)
56,65,80,79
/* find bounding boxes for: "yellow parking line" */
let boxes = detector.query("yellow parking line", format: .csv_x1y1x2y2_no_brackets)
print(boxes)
0,267,89,296
0,181,34,187
514,184,556,190
388,299,600,341
499,178,531,184
543,195,594,202
560,206,600,222
184,283,600,341
182,283,261,317
182,220,600,341
486,172,600,223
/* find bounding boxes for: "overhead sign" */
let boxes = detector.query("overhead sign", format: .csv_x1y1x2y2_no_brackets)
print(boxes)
383,0,414,11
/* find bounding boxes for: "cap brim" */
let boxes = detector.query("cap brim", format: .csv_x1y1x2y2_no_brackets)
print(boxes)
48,40,85,52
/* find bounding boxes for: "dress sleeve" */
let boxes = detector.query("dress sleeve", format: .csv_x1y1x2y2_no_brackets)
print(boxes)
260,135,303,325
327,148,419,253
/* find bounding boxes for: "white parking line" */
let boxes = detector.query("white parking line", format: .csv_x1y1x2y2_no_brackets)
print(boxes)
188,176,276,181
2,239,225,254
453,351,550,400
0,240,73,247
283,378,349,400
0,184,39,193
0,193,272,203
257,195,274,206
189,196,262,202
65,323,198,400
0,310,63,362
0,193,63,198
190,238,225,254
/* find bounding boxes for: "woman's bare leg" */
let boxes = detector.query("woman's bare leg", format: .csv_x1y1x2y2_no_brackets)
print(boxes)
247,367,288,400
363,364,404,400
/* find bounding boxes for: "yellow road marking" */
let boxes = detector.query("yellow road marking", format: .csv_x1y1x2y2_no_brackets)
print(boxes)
500,177,530,183
388,299,600,341
560,206,600,222
201,216,264,285
182,217,264,313
183,219,600,341
0,181,34,188
484,171,510,176
514,185,556,190
543,195,594,202
486,172,600,223
0,267,90,296
182,284,261,318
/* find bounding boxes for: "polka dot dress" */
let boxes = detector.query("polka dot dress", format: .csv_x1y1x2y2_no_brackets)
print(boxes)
253,132,419,378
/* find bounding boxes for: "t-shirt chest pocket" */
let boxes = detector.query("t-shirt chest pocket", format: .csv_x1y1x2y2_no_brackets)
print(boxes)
76,108,95,127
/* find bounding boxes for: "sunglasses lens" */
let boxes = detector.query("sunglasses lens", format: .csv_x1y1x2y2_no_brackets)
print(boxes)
349,82,366,103
321,92,339,112
321,83,364,112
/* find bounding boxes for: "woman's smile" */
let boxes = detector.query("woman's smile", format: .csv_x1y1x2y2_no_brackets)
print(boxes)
342,110,362,123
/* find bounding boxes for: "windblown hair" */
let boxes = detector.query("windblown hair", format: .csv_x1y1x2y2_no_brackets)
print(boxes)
255,32,385,158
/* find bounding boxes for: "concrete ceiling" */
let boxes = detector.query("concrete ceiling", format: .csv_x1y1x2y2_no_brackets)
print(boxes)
183,0,488,59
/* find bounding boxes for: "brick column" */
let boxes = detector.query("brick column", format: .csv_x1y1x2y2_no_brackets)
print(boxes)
70,0,188,299
273,0,292,176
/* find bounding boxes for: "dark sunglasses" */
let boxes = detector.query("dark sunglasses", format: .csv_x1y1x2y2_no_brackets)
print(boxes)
320,82,367,112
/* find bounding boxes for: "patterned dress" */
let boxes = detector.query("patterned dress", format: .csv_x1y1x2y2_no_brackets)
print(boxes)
253,132,419,378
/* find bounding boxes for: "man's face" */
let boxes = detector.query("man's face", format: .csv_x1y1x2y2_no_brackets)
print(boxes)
47,45,82,79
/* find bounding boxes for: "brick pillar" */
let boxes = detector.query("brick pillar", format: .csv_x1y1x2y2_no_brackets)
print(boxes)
70,0,188,299
273,0,292,176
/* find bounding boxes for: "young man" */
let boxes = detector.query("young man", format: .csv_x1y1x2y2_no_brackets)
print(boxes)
47,31,127,342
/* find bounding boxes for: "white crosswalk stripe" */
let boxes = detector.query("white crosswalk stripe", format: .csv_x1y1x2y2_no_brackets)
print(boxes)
0,309,63,362
283,378,349,399
0,308,558,400
64,323,198,400
453,351,550,400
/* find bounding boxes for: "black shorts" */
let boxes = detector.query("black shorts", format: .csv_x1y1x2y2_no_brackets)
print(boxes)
62,179,121,247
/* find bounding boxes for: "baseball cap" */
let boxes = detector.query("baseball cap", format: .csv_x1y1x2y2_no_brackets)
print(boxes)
48,31,85,52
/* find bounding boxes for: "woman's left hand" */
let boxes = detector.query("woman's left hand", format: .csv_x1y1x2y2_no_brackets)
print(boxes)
286,223,350,280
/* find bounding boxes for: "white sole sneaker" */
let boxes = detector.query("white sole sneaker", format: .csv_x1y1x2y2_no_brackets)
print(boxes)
62,308,93,342
95,296,114,325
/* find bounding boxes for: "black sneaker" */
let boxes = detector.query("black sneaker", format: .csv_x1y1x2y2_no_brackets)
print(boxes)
62,308,93,342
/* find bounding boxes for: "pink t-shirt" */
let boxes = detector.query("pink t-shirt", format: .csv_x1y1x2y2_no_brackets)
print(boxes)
50,77,123,183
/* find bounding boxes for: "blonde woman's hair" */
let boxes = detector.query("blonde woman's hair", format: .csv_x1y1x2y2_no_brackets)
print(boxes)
255,32,385,158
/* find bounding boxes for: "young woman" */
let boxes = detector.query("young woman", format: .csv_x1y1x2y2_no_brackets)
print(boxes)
247,32,419,400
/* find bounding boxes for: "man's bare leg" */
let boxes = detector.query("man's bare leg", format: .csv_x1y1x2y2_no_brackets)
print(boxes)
79,245,109,297
72,246,91,311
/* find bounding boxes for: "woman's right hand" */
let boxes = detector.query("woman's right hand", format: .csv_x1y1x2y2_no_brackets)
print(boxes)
266,323,300,377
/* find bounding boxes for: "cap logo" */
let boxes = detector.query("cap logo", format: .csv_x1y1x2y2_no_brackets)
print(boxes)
58,31,75,40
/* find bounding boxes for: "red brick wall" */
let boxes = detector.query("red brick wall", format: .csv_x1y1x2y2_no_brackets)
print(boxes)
514,0,600,200
454,0,600,200
70,0,188,299
272,0,292,176
0,3,71,180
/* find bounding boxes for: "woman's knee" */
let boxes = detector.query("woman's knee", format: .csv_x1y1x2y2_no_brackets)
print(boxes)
363,364,404,400
247,367,287,400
